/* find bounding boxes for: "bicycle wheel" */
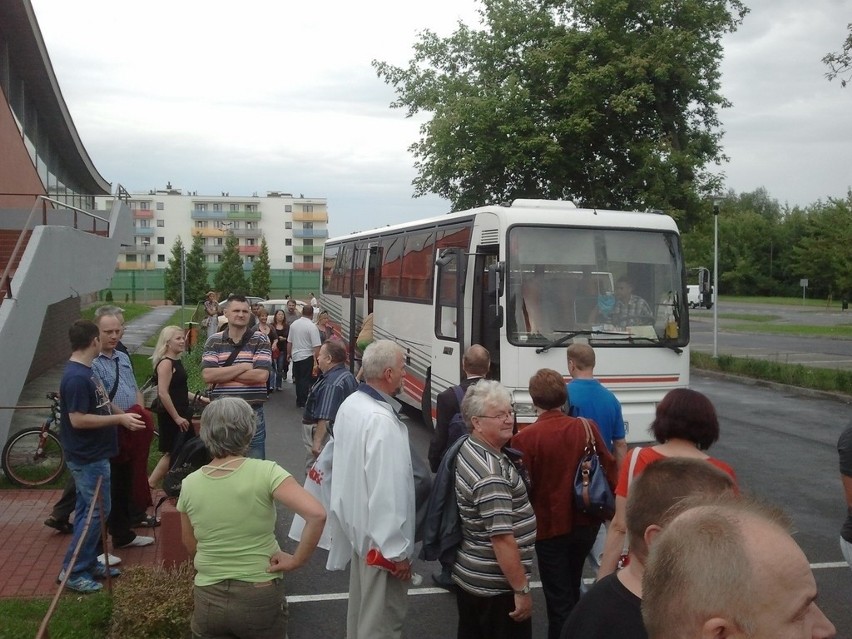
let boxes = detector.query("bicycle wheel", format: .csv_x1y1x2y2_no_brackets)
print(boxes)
1,425,66,488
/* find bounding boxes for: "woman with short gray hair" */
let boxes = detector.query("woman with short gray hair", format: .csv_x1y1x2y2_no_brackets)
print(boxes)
453,379,537,638
177,397,326,639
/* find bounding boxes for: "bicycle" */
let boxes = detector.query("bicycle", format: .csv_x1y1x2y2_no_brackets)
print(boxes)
1,392,65,487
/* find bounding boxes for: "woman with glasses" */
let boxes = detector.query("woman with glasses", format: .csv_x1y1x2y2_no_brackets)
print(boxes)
511,369,617,639
453,380,537,639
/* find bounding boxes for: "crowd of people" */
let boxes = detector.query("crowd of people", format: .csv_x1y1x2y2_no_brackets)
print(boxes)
47,295,842,639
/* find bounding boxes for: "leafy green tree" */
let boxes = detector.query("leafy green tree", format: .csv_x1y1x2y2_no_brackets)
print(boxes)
185,232,210,304
824,23,852,87
250,237,272,298
790,193,852,298
163,236,185,304
373,0,748,227
213,233,249,298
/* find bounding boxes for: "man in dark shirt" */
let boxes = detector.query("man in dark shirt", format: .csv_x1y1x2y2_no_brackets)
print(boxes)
561,459,734,639
427,344,490,589
57,320,145,594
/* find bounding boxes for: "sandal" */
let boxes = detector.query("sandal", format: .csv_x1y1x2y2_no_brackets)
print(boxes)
132,514,161,528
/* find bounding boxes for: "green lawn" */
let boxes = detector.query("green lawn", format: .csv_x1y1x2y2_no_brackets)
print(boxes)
0,593,112,638
716,313,780,322
81,303,152,324
718,295,843,309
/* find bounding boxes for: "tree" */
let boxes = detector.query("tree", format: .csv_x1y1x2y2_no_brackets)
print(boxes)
163,236,185,304
250,237,272,299
185,232,210,304
824,23,852,88
163,234,210,304
213,233,249,298
373,0,748,227
790,193,852,299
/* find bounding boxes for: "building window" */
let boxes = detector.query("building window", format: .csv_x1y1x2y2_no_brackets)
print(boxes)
196,203,208,211
303,204,314,212
304,256,314,264
285,205,292,212
285,222,292,230
157,202,164,210
213,203,222,211
157,237,165,245
246,222,256,230
157,254,165,262
195,221,205,228
286,256,292,263
246,238,255,246
304,239,313,246
230,204,240,212
303,222,314,230
285,238,292,246
216,237,224,246
156,219,165,227
246,204,257,212
126,254,137,263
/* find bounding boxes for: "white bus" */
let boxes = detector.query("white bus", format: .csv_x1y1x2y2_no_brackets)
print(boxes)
320,199,690,443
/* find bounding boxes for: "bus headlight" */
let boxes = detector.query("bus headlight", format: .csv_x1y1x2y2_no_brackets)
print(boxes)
513,402,537,422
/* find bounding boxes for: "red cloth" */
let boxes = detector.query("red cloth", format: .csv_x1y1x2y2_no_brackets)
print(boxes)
123,403,155,510
615,446,737,498
511,409,617,541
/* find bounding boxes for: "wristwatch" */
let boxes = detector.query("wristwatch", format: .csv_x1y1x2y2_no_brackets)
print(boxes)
513,582,531,595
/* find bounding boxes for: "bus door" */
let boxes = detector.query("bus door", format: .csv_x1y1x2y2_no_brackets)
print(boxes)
471,246,501,380
428,247,467,424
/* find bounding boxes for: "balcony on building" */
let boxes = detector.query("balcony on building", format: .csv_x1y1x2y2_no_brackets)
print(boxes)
230,228,262,238
226,210,262,221
134,226,155,236
239,245,261,256
293,245,323,256
191,209,228,221
293,229,329,239
132,209,154,219
192,227,230,238
201,245,226,254
292,211,329,223
294,262,322,271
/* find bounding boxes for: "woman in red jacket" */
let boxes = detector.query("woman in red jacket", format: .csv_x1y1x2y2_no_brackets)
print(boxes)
512,368,617,639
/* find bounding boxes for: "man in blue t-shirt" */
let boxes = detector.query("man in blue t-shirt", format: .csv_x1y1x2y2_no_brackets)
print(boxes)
566,343,627,589
57,320,145,594
565,343,626,466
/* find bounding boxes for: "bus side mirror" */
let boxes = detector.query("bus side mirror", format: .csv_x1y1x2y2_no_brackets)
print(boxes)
436,249,454,267
487,262,505,297
487,304,504,329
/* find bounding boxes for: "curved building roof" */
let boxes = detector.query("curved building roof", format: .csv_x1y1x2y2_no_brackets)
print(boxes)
0,0,111,195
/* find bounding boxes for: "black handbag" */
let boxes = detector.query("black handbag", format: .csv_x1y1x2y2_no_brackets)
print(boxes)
573,418,615,518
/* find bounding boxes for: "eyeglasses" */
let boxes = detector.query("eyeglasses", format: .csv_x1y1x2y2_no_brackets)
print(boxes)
476,411,515,421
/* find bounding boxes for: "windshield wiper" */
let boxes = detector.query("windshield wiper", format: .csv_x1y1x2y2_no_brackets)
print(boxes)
535,330,616,353
535,330,683,354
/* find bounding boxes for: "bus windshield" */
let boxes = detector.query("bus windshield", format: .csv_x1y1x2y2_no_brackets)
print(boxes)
507,225,687,347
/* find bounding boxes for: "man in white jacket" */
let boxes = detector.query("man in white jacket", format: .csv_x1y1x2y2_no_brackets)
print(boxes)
327,340,415,639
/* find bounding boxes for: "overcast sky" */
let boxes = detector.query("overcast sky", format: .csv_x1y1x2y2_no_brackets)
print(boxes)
30,0,852,236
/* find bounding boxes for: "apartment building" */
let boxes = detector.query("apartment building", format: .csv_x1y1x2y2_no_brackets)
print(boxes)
110,186,328,272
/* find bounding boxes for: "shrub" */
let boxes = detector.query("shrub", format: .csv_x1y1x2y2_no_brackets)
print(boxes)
109,562,194,639
105,290,114,302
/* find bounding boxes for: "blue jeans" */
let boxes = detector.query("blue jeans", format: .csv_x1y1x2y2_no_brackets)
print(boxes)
248,405,266,460
62,459,111,576
275,352,288,388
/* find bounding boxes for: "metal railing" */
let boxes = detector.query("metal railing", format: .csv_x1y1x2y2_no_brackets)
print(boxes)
0,192,113,300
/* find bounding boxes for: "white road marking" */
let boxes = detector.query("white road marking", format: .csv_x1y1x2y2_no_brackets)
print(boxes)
287,564,849,604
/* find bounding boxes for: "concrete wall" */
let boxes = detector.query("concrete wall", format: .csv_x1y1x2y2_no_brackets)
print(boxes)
0,197,132,444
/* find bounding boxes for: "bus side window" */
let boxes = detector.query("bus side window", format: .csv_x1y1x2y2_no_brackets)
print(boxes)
435,251,460,340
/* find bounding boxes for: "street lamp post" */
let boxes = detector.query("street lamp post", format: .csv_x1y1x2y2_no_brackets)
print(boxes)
142,239,150,302
713,200,720,358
